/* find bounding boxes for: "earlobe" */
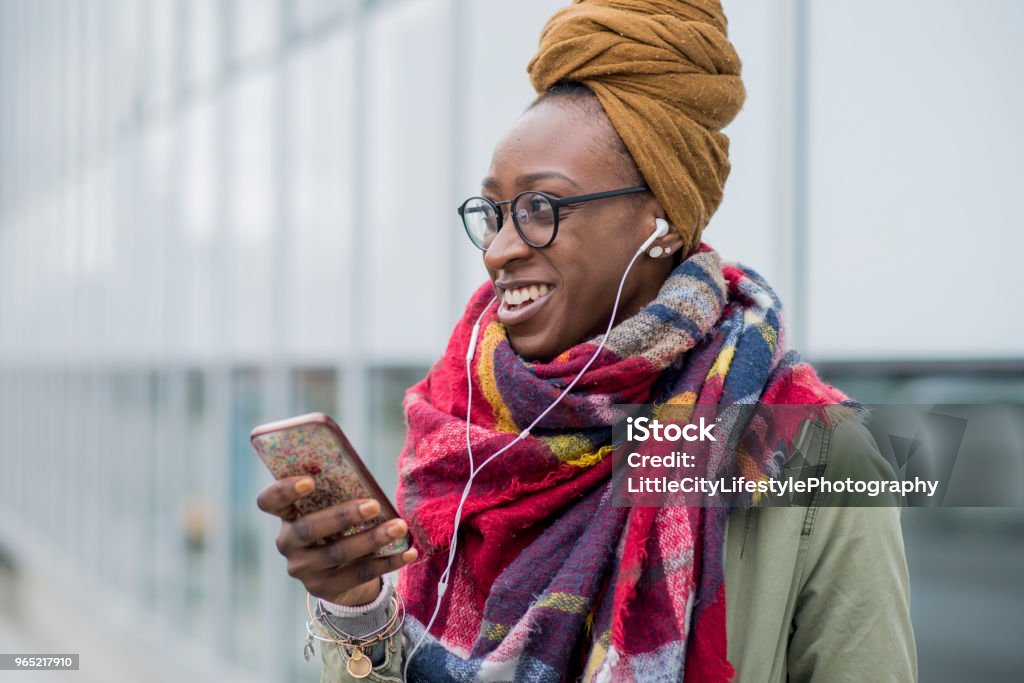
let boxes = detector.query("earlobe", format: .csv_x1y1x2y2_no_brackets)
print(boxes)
648,244,676,258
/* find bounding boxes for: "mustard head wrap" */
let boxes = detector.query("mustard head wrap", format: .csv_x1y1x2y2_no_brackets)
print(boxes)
527,0,746,255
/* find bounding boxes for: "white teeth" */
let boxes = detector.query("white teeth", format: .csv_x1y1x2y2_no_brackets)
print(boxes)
502,284,553,308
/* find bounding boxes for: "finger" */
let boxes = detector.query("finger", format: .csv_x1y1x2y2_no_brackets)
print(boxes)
288,498,383,548
307,518,409,571
256,476,316,517
285,545,322,579
308,548,419,603
278,504,300,523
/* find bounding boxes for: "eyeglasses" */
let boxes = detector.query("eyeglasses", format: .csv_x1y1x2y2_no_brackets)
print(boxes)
458,185,649,251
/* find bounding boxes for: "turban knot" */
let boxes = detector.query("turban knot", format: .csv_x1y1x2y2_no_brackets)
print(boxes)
528,0,746,254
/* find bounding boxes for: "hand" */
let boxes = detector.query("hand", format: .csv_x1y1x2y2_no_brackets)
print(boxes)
256,476,418,606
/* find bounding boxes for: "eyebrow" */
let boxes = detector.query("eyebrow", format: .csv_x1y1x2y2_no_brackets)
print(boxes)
481,171,582,193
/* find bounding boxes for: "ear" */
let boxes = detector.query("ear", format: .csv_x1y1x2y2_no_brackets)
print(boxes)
655,224,686,253
637,195,685,253
647,205,685,254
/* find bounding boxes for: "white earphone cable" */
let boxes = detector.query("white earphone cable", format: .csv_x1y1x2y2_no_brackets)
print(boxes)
403,227,661,680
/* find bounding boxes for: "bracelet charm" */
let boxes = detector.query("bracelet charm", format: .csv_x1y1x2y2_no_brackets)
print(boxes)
346,647,373,678
304,633,315,663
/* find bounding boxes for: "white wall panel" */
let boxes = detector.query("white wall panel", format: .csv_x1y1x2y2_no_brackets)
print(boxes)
365,0,451,360
228,71,277,357
713,0,802,338
805,0,1024,359
286,30,356,358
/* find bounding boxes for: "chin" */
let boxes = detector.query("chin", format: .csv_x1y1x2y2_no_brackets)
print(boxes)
507,333,559,363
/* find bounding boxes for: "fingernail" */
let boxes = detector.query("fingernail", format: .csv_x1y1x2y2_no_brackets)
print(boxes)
401,548,418,563
294,478,315,494
386,519,407,538
359,500,380,518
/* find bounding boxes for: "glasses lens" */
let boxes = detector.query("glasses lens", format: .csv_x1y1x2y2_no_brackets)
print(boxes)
461,197,499,249
513,192,556,246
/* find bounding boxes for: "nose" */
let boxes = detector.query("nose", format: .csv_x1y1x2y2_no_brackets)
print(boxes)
483,211,533,271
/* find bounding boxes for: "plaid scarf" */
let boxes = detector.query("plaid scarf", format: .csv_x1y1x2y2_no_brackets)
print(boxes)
395,244,853,682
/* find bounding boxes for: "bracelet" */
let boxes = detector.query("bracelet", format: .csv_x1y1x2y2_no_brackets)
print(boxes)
313,591,401,642
303,590,406,679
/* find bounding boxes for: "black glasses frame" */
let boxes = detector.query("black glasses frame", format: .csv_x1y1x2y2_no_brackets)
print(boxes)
458,184,649,250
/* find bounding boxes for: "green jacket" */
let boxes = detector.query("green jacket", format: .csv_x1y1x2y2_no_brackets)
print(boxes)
321,417,917,682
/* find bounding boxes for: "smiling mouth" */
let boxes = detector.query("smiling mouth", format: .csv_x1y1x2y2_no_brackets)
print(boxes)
501,283,553,311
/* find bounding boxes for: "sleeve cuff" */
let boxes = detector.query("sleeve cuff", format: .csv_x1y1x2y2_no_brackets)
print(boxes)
318,575,394,640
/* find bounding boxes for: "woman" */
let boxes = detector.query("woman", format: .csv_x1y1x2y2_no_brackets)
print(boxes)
257,1,916,681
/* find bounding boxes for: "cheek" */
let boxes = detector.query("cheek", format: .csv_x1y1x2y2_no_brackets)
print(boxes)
552,252,630,326
557,220,640,296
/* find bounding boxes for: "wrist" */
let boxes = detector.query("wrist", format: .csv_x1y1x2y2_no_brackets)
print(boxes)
325,578,385,611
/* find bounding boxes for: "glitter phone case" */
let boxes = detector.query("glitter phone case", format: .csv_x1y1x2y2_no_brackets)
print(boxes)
250,412,409,557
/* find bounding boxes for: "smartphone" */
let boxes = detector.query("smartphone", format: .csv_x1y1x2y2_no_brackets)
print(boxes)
250,412,409,557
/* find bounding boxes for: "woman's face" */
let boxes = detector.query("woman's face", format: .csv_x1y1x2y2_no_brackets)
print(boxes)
481,100,678,362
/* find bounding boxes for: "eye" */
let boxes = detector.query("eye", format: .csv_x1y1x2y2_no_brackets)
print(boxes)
524,196,555,226
527,197,547,212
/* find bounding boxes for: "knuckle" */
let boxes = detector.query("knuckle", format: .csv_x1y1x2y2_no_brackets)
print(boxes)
275,528,290,556
256,489,277,513
292,518,314,545
356,562,376,584
334,505,359,532
325,539,349,567
304,577,325,596
258,483,294,515
375,525,393,545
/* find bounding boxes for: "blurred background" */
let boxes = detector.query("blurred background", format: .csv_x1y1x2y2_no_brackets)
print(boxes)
0,0,1021,681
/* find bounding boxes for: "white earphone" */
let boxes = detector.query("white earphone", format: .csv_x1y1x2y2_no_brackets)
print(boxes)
645,217,672,258
403,217,672,678
643,217,670,253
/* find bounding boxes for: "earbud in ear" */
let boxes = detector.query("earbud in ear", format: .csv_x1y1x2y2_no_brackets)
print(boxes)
638,217,672,255
653,217,670,239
